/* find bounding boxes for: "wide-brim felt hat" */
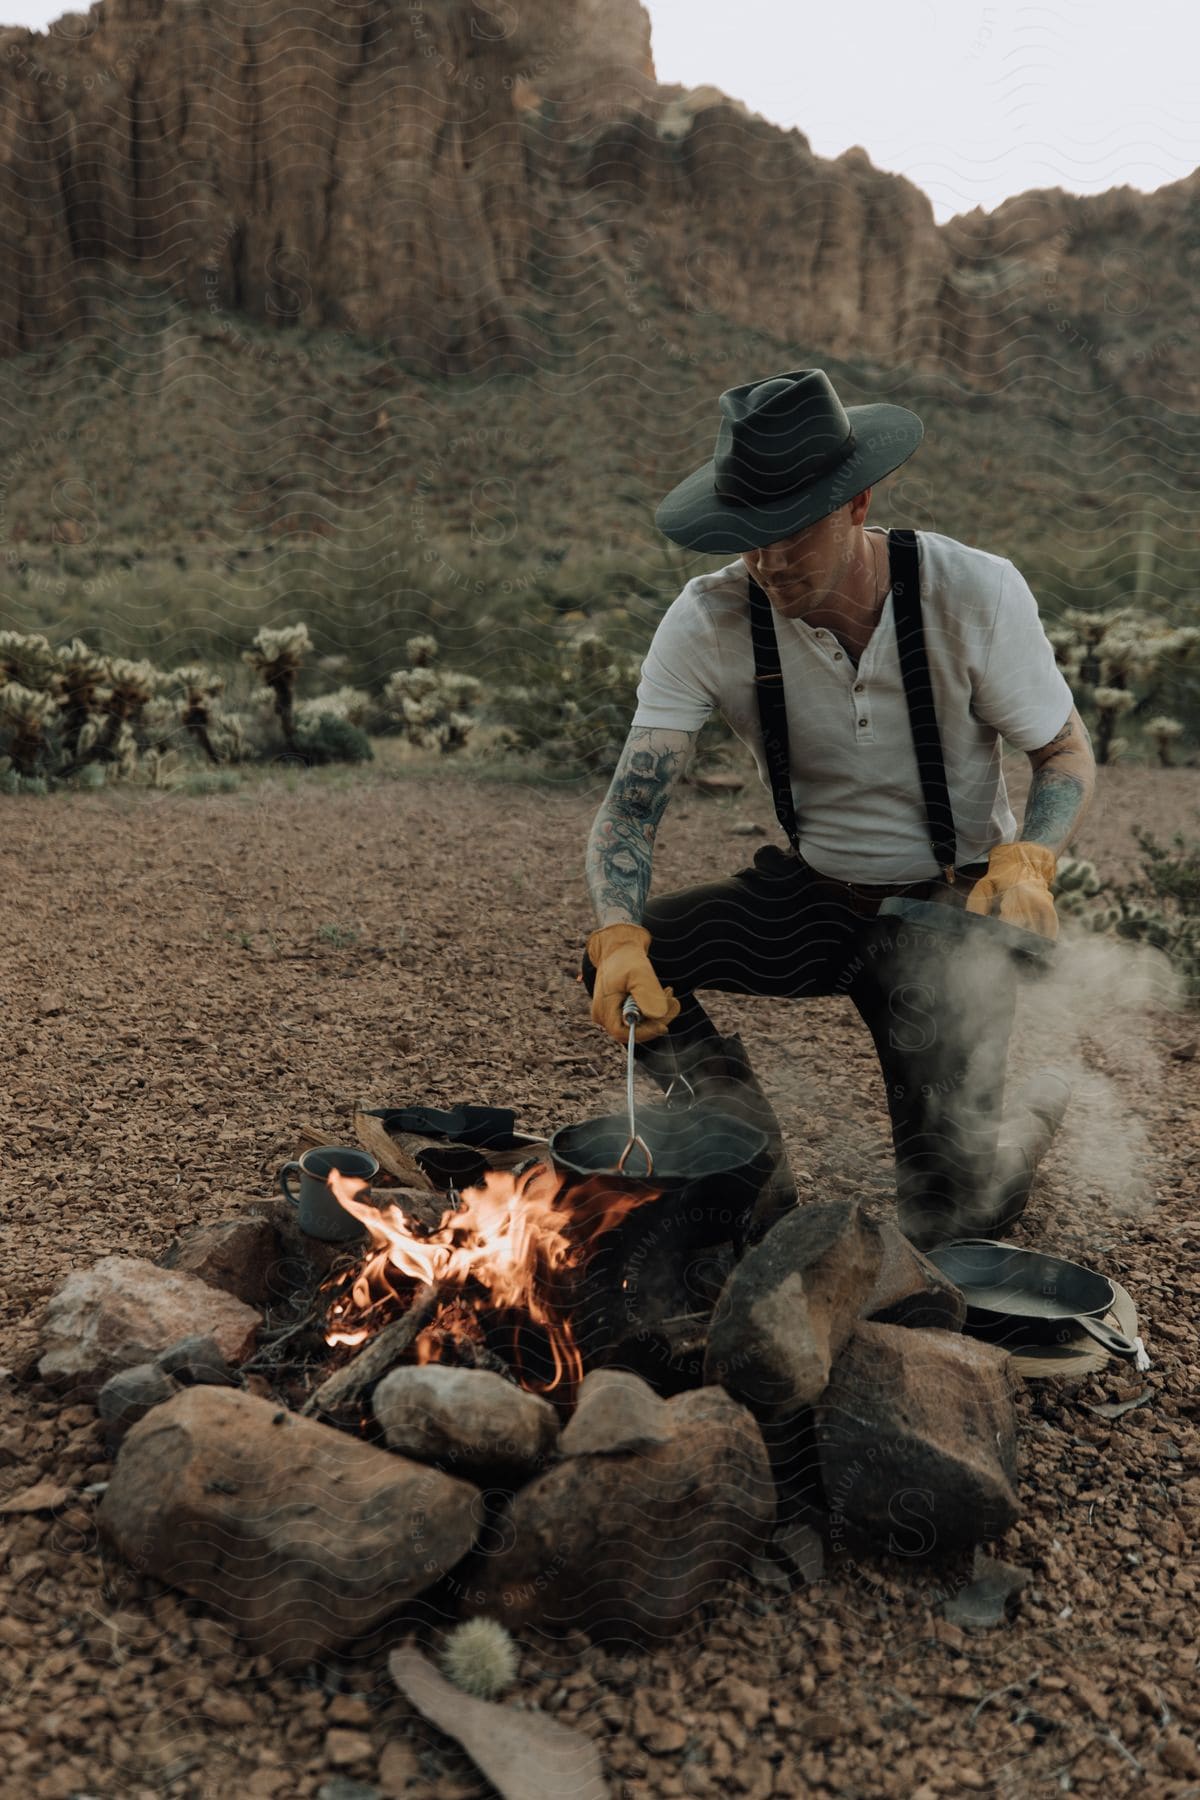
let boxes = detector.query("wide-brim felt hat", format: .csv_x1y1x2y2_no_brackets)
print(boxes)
655,368,924,552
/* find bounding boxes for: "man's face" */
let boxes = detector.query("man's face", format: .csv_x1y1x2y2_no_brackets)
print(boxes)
740,499,861,617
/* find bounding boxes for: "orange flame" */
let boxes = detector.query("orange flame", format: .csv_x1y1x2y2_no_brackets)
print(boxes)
322,1162,660,1394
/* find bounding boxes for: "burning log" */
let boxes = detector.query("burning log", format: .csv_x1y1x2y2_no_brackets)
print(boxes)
313,1164,662,1405
302,1282,444,1419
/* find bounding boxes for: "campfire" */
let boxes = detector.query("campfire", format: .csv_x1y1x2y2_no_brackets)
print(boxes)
28,1099,1080,1669
321,1162,666,1398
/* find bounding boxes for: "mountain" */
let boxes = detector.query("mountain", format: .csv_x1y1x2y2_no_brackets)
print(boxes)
0,0,1196,669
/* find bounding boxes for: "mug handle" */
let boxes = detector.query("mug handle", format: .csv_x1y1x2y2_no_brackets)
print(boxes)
278,1161,302,1207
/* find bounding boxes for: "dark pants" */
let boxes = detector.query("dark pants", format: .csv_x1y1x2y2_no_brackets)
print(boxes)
581,843,1030,1233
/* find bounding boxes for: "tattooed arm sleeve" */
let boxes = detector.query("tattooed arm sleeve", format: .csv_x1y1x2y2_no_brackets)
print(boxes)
1021,705,1097,853
585,726,699,927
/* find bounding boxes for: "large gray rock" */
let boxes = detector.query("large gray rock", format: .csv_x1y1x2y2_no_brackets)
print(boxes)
99,1386,480,1668
704,1202,883,1413
157,1334,235,1385
96,1363,180,1447
816,1322,1020,1554
559,1369,671,1457
861,1220,967,1331
37,1256,261,1400
372,1365,559,1482
465,1386,774,1638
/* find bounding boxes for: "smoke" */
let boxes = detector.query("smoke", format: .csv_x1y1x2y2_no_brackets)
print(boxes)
1007,927,1181,1226
576,915,1181,1237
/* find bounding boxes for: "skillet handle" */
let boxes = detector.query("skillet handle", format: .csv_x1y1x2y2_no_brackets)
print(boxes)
1074,1315,1151,1368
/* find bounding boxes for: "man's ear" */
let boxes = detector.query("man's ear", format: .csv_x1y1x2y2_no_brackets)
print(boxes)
849,485,873,523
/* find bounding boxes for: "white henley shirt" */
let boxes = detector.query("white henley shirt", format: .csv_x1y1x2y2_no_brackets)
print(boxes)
630,526,1075,884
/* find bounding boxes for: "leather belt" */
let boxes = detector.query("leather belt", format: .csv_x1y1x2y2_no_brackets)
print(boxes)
798,858,990,920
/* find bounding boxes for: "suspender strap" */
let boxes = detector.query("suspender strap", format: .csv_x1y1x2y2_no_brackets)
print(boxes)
747,529,961,883
748,573,802,857
887,527,959,883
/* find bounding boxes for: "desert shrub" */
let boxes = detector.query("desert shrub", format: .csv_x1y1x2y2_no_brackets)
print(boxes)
291,713,374,766
1054,830,1200,1000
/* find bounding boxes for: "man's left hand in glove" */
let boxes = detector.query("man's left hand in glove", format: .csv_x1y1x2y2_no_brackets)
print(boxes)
965,840,1059,939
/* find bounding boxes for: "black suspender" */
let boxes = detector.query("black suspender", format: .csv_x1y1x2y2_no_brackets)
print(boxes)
748,572,801,859
888,527,959,882
749,526,960,884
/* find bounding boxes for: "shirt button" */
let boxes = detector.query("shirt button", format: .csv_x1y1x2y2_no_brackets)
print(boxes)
834,652,844,661
853,682,864,692
857,718,868,727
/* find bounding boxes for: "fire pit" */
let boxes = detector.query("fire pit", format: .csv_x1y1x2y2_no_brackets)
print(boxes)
28,1101,1046,1668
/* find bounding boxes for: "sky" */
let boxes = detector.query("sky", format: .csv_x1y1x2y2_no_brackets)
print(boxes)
644,0,1200,221
3,0,1197,224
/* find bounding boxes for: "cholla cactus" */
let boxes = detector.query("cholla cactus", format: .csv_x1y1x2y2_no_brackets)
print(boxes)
1054,606,1198,764
1144,714,1185,768
406,633,438,669
214,710,247,762
57,656,167,774
294,686,373,730
0,631,57,691
243,624,312,748
385,666,439,704
492,628,643,774
379,640,481,754
0,682,57,776
53,638,105,760
171,664,225,765
1055,837,1200,998
102,657,167,722
1052,855,1103,903
1090,685,1136,765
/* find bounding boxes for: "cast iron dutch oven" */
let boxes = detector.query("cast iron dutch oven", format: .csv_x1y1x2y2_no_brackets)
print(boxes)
546,997,774,1251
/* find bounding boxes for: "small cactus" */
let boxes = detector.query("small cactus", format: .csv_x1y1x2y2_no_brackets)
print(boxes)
439,1617,519,1699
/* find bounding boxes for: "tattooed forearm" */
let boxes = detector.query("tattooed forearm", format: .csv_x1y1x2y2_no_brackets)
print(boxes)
1022,706,1096,851
585,727,697,925
1022,762,1090,851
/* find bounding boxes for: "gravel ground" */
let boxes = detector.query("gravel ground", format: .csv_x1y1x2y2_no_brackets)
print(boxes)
2,751,1199,1800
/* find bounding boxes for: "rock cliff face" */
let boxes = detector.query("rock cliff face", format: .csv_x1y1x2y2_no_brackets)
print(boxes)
0,0,1195,402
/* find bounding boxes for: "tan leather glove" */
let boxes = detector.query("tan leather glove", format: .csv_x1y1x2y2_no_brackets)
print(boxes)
586,922,682,1044
965,841,1059,939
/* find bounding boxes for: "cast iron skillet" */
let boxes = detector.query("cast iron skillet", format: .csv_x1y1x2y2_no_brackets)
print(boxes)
926,1238,1148,1365
876,895,1056,970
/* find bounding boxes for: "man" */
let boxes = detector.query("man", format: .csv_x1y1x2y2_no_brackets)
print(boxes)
580,369,1096,1248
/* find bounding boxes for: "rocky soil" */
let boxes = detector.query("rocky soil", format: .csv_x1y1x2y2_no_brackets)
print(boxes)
2,754,1199,1799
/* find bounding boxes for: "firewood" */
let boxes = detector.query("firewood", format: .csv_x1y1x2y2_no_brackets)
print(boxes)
353,1110,438,1189
301,1283,444,1419
364,1187,448,1232
295,1124,341,1156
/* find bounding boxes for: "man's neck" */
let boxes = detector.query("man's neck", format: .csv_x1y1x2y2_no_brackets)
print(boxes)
803,529,888,632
